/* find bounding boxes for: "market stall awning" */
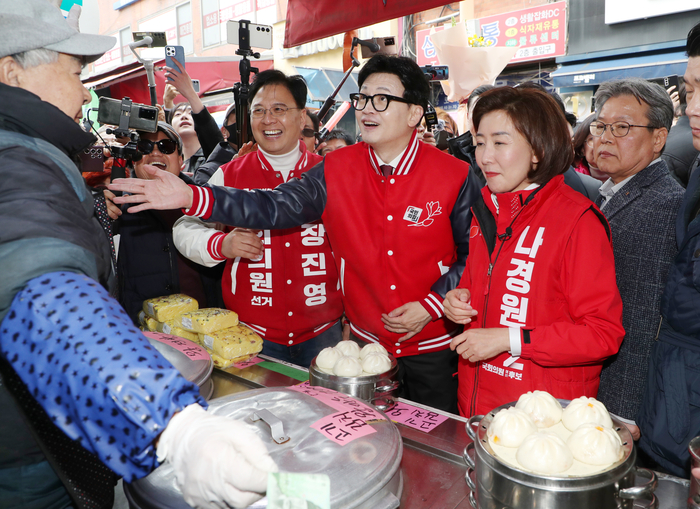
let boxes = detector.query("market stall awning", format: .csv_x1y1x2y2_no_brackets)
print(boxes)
83,57,273,106
551,50,688,88
284,0,448,48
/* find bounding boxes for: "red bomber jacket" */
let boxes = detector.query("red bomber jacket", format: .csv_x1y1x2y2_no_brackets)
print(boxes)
173,144,343,344
457,176,625,417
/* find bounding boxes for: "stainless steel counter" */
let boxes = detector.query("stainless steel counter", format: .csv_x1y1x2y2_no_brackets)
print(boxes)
211,356,690,509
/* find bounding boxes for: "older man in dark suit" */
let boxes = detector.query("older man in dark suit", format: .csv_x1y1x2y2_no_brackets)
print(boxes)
592,78,685,442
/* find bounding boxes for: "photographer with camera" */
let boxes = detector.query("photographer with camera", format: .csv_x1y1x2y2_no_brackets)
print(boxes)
0,2,276,508
112,54,482,413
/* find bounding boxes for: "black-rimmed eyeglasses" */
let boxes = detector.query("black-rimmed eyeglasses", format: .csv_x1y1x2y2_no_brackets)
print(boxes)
350,93,412,112
137,138,178,155
589,121,659,138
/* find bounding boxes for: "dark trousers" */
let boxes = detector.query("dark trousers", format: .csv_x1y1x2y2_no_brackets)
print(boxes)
350,333,459,414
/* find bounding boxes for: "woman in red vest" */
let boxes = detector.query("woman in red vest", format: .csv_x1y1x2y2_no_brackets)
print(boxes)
443,87,625,418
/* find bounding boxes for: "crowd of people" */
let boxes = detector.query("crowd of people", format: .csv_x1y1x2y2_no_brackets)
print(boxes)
3,0,700,508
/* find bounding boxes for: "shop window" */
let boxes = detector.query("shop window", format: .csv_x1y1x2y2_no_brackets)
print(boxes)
177,3,194,55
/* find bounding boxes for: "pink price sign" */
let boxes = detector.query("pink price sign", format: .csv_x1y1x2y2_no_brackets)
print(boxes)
312,410,377,446
384,401,449,433
232,356,264,369
288,383,386,422
143,331,210,362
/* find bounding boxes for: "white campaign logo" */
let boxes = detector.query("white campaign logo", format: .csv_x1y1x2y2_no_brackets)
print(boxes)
406,201,442,227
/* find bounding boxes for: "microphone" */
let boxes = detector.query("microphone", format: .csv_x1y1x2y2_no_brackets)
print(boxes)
498,227,512,241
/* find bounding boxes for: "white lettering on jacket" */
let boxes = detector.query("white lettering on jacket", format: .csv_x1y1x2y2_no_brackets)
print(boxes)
500,227,543,329
301,224,328,307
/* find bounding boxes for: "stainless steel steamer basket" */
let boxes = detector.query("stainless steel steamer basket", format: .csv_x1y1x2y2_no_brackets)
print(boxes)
308,356,400,411
124,387,403,509
463,401,658,509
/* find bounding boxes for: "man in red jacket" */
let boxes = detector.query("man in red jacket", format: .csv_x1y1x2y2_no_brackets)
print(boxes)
172,70,343,368
111,56,480,412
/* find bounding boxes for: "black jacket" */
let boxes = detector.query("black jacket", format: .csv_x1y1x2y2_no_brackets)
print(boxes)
0,83,117,508
117,191,224,324
661,115,699,187
193,140,237,185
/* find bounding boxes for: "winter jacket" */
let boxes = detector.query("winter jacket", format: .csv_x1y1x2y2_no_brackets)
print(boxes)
173,144,343,344
637,156,700,477
596,160,684,421
456,175,624,417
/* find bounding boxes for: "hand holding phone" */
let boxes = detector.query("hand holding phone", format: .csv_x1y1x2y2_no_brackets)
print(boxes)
164,45,185,81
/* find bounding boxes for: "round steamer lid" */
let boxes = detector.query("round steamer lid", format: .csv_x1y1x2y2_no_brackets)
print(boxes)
126,387,403,509
143,331,213,388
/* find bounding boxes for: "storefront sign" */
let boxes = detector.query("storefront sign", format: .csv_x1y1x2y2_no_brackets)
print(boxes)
416,1,567,66
605,0,700,25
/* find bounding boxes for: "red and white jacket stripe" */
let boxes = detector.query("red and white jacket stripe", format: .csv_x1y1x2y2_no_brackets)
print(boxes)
174,143,343,345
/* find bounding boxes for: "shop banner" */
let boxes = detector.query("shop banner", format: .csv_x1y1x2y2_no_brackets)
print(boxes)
417,1,567,66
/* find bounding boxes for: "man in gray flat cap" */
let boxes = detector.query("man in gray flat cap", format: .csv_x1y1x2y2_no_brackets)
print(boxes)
0,2,276,508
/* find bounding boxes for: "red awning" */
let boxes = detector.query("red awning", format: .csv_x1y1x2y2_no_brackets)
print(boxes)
284,0,449,48
83,57,273,106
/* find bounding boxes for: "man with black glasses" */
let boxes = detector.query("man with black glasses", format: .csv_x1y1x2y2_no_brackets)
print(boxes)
590,78,684,444
117,122,225,323
112,55,480,412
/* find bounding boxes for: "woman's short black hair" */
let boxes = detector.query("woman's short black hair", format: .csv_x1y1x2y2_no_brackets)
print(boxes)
248,69,308,109
357,54,429,114
472,87,574,186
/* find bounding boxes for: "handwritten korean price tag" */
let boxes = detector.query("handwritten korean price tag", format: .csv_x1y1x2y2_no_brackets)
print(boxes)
312,410,377,445
288,383,386,422
232,356,264,369
384,401,449,432
143,331,210,361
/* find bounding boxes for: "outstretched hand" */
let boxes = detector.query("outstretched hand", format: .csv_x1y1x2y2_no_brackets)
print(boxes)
108,165,193,213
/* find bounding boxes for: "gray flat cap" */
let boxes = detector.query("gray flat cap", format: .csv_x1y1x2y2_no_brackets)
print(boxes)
0,0,116,63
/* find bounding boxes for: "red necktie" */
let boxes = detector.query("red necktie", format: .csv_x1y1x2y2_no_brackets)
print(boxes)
380,164,393,177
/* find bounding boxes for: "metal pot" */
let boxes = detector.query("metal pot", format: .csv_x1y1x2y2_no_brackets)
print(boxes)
144,332,214,399
463,401,658,509
308,356,400,412
125,386,403,509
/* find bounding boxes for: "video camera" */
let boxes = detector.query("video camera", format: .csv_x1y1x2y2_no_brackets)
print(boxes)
88,97,159,190
419,65,453,150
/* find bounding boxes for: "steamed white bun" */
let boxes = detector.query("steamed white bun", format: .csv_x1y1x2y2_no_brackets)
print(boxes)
316,347,342,371
335,340,361,359
516,431,574,474
360,343,388,360
515,390,563,428
333,355,363,376
562,397,613,431
566,423,623,466
487,407,537,448
361,352,391,375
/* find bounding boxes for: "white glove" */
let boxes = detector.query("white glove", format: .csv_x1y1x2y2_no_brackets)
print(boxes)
157,404,278,509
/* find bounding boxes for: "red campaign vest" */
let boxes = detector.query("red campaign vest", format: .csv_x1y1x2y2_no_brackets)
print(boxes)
218,146,343,344
321,137,471,357
457,176,624,417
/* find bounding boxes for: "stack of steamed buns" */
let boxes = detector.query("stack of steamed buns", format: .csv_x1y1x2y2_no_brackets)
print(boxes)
315,341,392,376
486,391,624,476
